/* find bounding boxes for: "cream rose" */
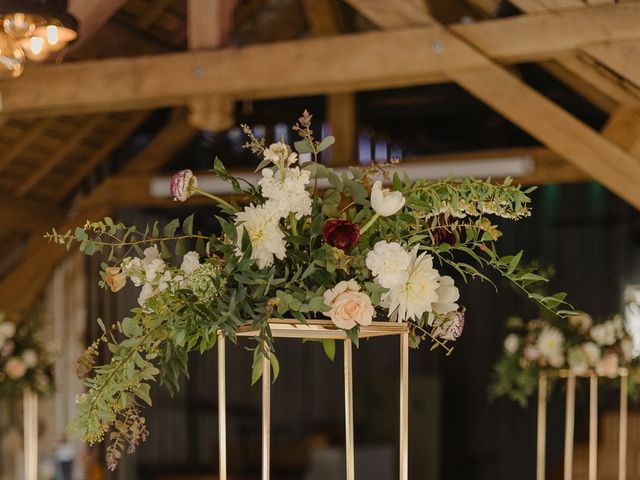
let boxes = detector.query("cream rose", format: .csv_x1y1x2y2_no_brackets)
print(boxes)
323,280,374,330
597,352,619,378
5,357,27,379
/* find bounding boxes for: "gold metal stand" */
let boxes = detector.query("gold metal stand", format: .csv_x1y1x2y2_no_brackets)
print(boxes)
216,319,410,480
536,368,630,480
23,388,38,480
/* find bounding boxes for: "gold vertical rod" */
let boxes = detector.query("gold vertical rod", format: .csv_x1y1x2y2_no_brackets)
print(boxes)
564,373,576,480
217,332,227,480
262,348,271,480
619,371,628,480
23,388,37,480
588,374,598,480
344,339,355,480
536,372,547,480
399,332,409,480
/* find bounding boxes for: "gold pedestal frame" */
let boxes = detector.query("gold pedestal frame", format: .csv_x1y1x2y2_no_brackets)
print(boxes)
536,368,629,480
217,319,410,480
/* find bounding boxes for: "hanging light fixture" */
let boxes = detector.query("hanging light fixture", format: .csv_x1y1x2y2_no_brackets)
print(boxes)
0,0,78,78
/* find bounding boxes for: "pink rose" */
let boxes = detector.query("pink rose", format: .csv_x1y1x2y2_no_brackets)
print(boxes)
5,357,27,379
323,280,374,330
524,344,540,362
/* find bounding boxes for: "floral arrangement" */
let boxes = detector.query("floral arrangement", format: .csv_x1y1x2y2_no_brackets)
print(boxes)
0,311,54,399
490,312,640,406
48,111,572,469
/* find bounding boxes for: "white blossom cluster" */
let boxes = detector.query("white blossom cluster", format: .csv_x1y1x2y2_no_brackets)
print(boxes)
120,248,223,307
504,313,636,378
235,141,312,269
0,313,48,388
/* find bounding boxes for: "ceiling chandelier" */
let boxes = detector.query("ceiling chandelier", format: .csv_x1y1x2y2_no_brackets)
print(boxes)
0,0,78,78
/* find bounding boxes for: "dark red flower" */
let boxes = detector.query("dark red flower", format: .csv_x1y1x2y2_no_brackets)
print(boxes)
431,213,461,246
322,219,360,250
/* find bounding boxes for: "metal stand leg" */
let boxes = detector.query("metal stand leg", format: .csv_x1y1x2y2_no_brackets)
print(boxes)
564,373,576,480
536,372,547,480
217,333,227,480
588,374,598,480
23,388,37,480
619,370,628,480
344,340,355,480
399,332,409,480
262,349,271,480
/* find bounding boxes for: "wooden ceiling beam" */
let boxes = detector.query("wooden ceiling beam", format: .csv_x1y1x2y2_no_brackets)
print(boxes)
343,0,432,27
187,0,236,131
68,0,129,48
0,118,55,173
3,4,640,116
581,40,640,90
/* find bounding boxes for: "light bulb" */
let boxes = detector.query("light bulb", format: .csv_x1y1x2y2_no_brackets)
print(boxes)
0,33,24,78
2,13,43,39
46,25,58,46
19,36,50,61
33,21,77,52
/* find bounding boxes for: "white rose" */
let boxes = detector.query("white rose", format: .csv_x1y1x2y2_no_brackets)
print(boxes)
365,241,410,289
5,357,27,379
323,280,374,330
181,251,201,275
145,258,166,283
597,353,619,378
0,321,16,339
504,334,520,354
22,349,38,368
370,180,405,217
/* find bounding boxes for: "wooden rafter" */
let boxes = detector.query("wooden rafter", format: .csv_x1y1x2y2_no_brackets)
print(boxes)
0,118,55,173
137,0,177,29
581,40,640,91
3,4,640,116
342,1,640,209
0,196,64,230
0,113,195,315
68,0,129,48
343,0,431,27
16,115,105,197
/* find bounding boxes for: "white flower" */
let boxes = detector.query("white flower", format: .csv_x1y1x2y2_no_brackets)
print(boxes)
323,280,374,330
22,349,38,368
591,322,616,346
235,204,287,269
432,276,459,315
548,353,565,368
568,348,588,375
569,313,592,333
258,167,312,220
582,342,601,366
181,251,201,275
537,327,564,363
597,353,619,378
142,246,161,266
504,334,520,354
5,357,27,379
0,321,16,339
138,283,155,306
145,258,166,283
381,247,440,323
365,241,410,289
263,141,298,168
157,271,172,294
370,180,405,217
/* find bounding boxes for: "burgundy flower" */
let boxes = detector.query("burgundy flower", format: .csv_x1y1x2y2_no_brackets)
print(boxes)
322,219,360,250
170,169,197,202
433,311,465,341
431,213,461,246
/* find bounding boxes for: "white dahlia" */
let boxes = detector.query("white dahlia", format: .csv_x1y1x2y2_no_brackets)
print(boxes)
536,327,564,364
235,204,287,269
381,247,440,323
